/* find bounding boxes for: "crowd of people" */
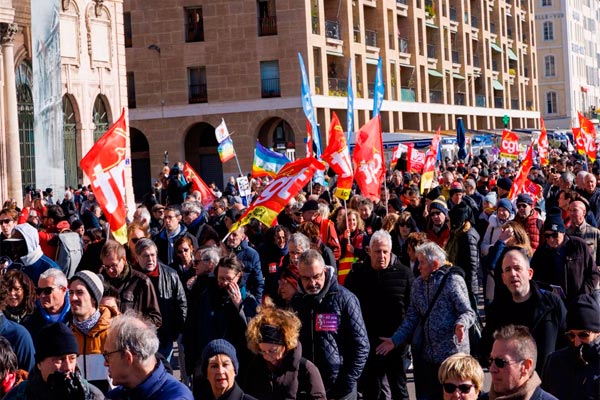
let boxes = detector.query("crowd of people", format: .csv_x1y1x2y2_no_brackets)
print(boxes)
0,148,597,400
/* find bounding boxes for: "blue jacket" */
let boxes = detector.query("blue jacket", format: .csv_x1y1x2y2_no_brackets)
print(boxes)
231,240,264,303
0,315,34,372
107,361,192,400
292,266,369,399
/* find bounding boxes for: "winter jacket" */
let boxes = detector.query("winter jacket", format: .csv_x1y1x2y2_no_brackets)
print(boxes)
166,177,192,206
153,224,198,265
229,240,265,303
199,382,257,400
13,223,61,284
514,209,543,250
102,264,162,328
425,223,451,249
147,263,187,344
345,255,413,345
23,295,72,343
244,344,326,400
566,220,600,267
480,214,512,257
481,281,566,373
541,337,600,400
0,314,35,373
530,234,600,304
446,222,480,299
106,361,193,400
390,266,475,364
72,305,119,391
291,266,369,399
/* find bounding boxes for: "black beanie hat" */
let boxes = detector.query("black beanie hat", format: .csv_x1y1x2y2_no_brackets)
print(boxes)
201,339,239,376
388,197,403,213
425,186,443,202
35,323,79,362
567,294,600,331
497,177,513,191
543,207,566,233
449,202,472,230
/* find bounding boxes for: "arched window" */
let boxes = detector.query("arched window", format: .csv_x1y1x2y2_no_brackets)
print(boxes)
92,96,109,142
16,62,36,190
543,21,554,41
63,96,79,188
546,92,557,114
544,55,555,77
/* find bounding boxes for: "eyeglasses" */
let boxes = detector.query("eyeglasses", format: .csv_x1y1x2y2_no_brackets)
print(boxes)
35,286,57,296
489,357,522,368
258,347,281,357
102,349,123,362
217,272,240,284
194,258,212,265
565,330,591,340
443,383,474,394
544,232,559,239
0,219,12,225
299,270,325,283
516,203,529,209
8,286,23,294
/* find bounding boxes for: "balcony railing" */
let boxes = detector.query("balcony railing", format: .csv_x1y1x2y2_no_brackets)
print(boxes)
398,37,409,53
312,16,319,34
450,7,458,21
427,44,436,58
494,96,504,108
189,83,207,103
328,78,348,96
326,20,341,40
471,15,479,28
261,78,281,98
401,87,416,102
455,92,465,105
258,16,277,36
365,29,378,46
511,99,519,109
430,90,443,103
452,50,459,63
476,94,486,107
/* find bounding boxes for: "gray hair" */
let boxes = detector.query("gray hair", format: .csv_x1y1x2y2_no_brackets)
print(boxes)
414,241,447,266
182,201,202,215
318,203,330,220
200,247,220,264
39,268,68,288
288,233,311,252
492,324,537,372
560,171,575,184
135,238,157,256
464,179,476,189
108,311,159,362
370,230,392,248
134,207,151,222
298,249,325,269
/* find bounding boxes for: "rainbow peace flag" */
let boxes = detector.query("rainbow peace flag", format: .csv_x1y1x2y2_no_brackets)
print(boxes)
218,137,235,163
252,141,290,178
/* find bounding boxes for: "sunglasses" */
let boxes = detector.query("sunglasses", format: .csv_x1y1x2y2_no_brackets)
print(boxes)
516,203,529,209
443,383,474,394
544,232,559,239
35,286,57,296
430,211,442,216
398,223,410,227
130,237,142,244
0,219,12,225
488,357,521,368
565,331,591,340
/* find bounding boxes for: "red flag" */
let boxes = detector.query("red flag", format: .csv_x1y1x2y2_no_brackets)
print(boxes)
183,162,217,209
538,118,549,166
80,109,128,244
499,129,520,159
420,127,441,193
323,112,353,200
352,116,385,202
508,144,534,201
578,112,597,162
306,120,313,158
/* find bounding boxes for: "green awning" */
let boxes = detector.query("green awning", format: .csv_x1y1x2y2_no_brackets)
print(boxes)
491,42,503,53
453,73,465,80
428,69,444,78
507,48,518,61
492,79,504,91
425,22,438,29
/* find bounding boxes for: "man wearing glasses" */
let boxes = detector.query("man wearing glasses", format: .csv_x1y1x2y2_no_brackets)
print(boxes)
481,249,566,374
513,193,543,251
541,293,600,400
0,208,17,250
488,325,558,399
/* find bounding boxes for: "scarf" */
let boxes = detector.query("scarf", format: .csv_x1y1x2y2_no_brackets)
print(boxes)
38,295,71,323
5,305,29,324
489,371,542,400
72,309,101,336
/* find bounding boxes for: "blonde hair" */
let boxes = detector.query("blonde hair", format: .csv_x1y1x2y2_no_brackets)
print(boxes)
438,353,484,392
246,301,301,354
382,214,399,232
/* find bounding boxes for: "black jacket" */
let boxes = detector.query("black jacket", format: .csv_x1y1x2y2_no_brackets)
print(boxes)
147,263,187,344
481,281,567,373
345,255,413,344
291,266,369,399
153,224,198,266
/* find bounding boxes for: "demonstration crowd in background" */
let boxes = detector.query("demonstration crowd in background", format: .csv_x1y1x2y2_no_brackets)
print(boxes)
0,144,597,400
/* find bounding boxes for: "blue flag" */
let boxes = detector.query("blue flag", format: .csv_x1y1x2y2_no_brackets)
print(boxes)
346,60,354,143
298,53,322,158
372,57,384,117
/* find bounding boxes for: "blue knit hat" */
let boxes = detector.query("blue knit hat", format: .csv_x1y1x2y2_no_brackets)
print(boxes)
201,339,239,376
497,198,513,214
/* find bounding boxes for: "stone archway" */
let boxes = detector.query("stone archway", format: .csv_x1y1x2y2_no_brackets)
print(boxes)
184,122,223,189
130,127,151,201
256,117,296,160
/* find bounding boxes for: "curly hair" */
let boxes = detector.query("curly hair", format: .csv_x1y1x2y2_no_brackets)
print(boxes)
341,209,365,232
246,301,302,354
1,270,36,315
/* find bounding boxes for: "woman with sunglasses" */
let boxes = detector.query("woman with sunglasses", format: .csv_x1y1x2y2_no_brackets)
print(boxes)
391,211,419,263
171,236,196,286
244,302,326,400
126,222,149,268
2,270,36,325
438,353,485,400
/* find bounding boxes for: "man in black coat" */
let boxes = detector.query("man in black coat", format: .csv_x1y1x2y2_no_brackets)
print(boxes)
292,249,369,400
345,230,413,400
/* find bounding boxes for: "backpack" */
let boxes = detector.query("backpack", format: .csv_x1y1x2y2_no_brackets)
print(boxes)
55,231,83,278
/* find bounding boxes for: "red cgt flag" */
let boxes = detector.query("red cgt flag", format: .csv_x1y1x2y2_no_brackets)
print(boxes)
578,112,597,162
323,112,353,200
352,115,385,202
183,162,216,209
538,118,549,166
508,144,534,201
80,109,128,244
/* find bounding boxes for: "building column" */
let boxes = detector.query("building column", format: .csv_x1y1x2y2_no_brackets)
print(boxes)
1,23,22,205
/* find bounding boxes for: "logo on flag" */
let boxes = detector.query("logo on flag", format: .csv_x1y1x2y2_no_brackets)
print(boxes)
215,119,230,144
183,162,216,208
252,141,290,178
218,137,235,163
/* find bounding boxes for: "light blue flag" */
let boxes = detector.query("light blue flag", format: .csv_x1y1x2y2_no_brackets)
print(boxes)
298,53,322,158
346,60,354,143
372,57,384,117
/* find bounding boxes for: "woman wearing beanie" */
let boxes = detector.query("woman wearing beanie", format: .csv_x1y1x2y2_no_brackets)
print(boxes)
195,339,257,400
244,303,326,400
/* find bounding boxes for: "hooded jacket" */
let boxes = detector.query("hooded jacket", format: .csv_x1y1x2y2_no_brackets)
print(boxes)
230,240,265,303
291,266,369,399
13,224,60,284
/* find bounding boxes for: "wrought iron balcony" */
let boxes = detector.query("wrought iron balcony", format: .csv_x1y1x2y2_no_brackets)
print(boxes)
258,16,277,36
189,83,207,103
365,29,378,47
261,78,281,98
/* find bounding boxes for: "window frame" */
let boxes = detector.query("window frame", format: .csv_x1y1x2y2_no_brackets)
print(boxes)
546,91,557,114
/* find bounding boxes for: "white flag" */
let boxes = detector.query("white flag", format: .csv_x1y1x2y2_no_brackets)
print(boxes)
215,118,230,144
